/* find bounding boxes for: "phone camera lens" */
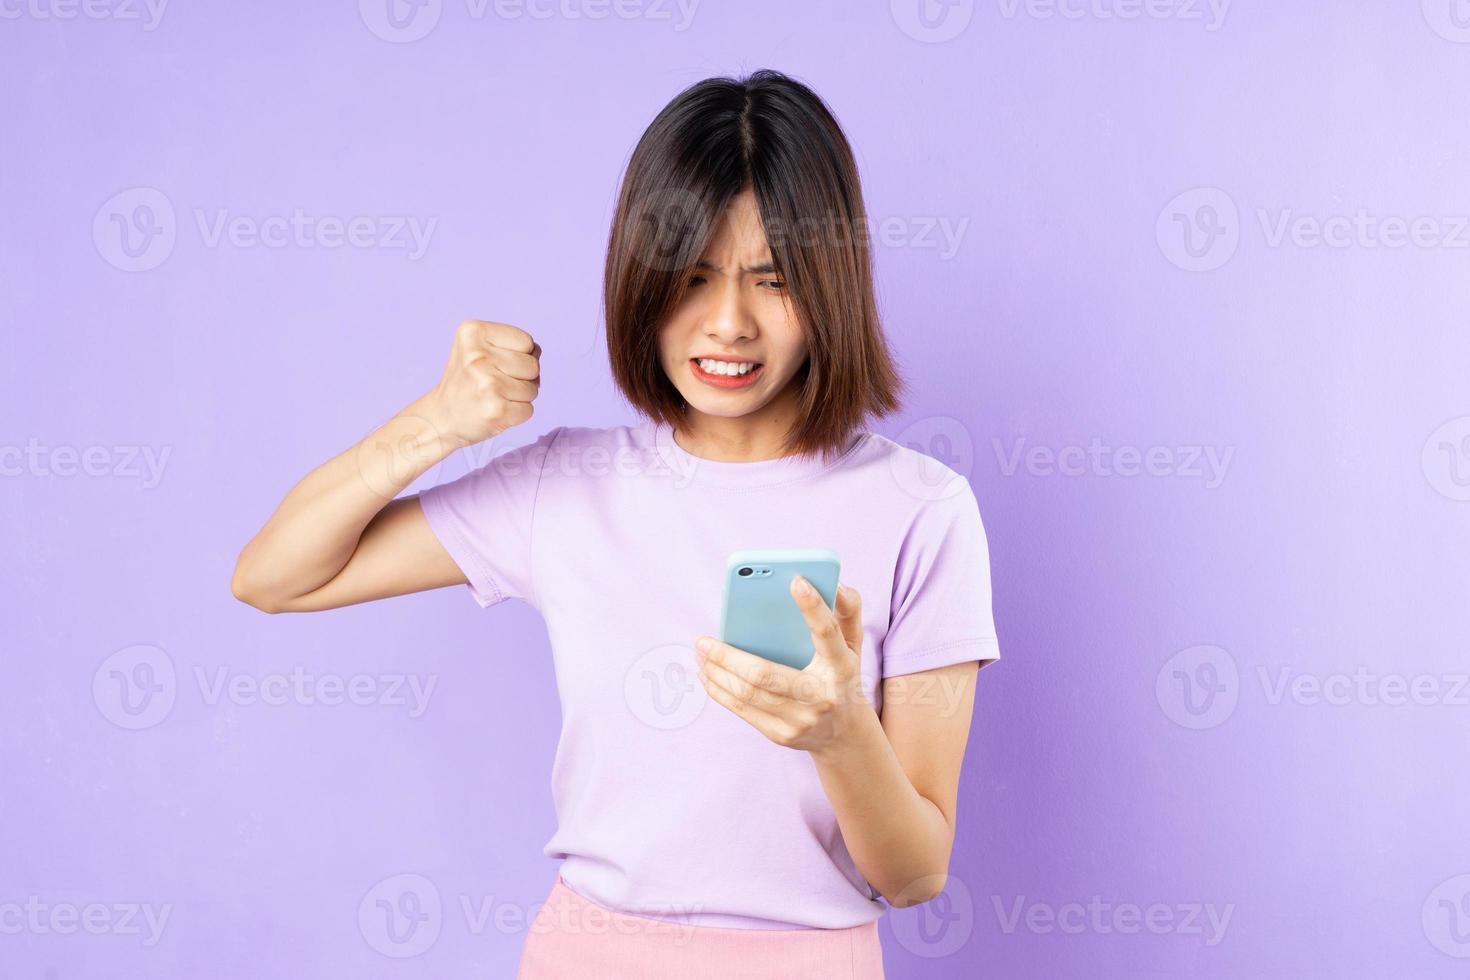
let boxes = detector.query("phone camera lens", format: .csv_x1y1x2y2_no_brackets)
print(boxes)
738,567,753,577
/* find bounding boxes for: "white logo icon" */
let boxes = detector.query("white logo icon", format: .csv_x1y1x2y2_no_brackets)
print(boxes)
1156,187,1240,272
93,187,176,272
93,644,177,730
890,0,975,43
890,416,973,502
1423,874,1470,957
624,644,707,730
358,873,442,957
889,873,973,957
1422,0,1470,43
1156,644,1238,729
359,0,442,43
1422,416,1470,501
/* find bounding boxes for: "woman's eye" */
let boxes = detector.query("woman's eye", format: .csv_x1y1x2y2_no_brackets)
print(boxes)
687,275,707,287
760,280,787,291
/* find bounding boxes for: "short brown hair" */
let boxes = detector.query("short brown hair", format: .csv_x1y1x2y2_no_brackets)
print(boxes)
603,69,906,460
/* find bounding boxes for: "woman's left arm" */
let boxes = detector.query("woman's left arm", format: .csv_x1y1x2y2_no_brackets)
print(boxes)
809,657,978,907
694,577,982,908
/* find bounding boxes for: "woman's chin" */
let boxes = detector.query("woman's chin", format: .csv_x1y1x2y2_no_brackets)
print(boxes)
682,398,764,420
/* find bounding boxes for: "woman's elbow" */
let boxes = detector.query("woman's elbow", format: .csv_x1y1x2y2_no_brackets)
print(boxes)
230,558,283,613
882,871,949,909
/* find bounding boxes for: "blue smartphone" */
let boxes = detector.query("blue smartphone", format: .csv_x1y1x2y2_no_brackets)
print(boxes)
719,548,841,670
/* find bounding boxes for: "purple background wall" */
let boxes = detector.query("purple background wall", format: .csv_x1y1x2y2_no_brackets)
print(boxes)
3,1,1467,977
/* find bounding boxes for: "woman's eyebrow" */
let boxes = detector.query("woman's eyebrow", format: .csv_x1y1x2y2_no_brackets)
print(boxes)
694,259,780,274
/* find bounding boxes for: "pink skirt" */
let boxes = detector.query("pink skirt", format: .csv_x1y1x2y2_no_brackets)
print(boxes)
516,874,886,979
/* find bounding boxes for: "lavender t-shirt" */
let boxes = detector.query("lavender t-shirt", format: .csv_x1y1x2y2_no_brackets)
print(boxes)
417,420,1001,930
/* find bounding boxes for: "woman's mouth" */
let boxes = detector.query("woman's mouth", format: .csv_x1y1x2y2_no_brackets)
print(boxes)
690,358,764,389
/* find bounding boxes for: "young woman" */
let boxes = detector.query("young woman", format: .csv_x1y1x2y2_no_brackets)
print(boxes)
232,69,1000,979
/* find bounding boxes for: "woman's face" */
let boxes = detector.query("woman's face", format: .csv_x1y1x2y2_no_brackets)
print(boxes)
657,188,808,423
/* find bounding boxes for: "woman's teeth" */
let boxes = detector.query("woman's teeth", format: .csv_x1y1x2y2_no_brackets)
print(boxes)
697,359,758,376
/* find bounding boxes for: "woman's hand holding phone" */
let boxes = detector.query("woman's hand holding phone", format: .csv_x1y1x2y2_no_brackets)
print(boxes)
695,578,871,758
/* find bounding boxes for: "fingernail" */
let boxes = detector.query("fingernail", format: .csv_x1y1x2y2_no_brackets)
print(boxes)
695,636,712,653
793,576,812,596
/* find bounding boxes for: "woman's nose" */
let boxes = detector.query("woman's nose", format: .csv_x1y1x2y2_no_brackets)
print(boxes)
704,279,755,342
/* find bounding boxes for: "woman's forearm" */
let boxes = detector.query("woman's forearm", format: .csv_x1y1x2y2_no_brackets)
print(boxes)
231,320,542,612
231,392,455,607
808,705,954,908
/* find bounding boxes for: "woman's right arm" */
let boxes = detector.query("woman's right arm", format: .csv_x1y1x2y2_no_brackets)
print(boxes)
230,320,541,613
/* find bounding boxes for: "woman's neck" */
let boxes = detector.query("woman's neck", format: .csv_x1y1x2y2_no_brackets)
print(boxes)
673,398,802,463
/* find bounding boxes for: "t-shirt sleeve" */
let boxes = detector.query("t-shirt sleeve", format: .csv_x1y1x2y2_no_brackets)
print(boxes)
415,426,561,610
880,481,1001,678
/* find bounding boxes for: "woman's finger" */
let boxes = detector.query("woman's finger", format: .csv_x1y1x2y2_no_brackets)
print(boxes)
789,575,852,666
699,654,790,713
695,636,808,701
834,583,863,655
698,663,797,744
